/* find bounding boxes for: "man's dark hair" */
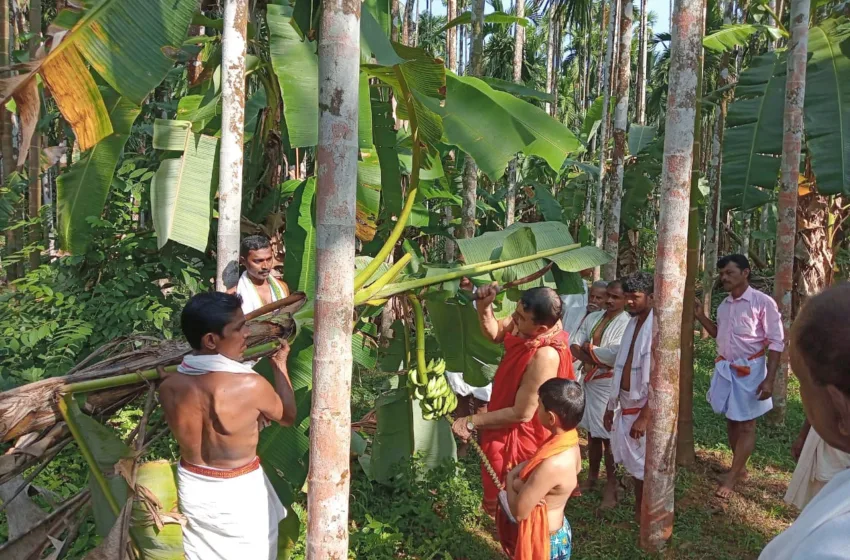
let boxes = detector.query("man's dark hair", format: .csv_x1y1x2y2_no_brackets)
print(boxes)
181,292,243,350
794,283,850,396
240,235,271,258
538,378,585,429
519,287,563,327
607,279,623,291
717,254,750,273
622,271,654,295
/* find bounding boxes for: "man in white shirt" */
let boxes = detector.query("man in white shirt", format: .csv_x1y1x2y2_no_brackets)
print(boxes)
759,284,850,560
562,280,608,341
230,235,290,316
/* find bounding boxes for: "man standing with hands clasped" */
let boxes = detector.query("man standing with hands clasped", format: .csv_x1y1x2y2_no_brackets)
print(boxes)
695,254,784,499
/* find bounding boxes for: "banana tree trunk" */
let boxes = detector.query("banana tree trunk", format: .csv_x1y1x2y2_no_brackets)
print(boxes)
677,36,704,468
636,0,648,125
595,0,618,277
601,0,632,280
770,0,809,426
642,0,705,551
27,0,41,272
308,0,361,555
215,0,248,292
505,0,526,227
459,0,484,240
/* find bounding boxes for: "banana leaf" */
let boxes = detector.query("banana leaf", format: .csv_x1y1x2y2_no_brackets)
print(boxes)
805,17,850,196
703,23,785,52
721,50,786,210
57,90,140,254
282,179,317,298
628,124,657,156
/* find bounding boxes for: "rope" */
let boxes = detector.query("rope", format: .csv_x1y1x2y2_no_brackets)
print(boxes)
441,417,503,490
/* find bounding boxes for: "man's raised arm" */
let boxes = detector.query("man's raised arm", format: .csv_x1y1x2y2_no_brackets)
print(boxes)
477,282,512,343
694,297,718,339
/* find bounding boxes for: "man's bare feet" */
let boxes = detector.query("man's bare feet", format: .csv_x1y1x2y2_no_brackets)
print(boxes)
715,473,737,499
600,479,618,509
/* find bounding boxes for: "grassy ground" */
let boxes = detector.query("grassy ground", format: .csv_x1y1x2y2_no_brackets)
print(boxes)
344,337,804,559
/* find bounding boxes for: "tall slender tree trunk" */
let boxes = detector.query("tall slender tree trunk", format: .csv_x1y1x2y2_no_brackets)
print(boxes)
308,0,360,555
595,0,618,278
2,0,17,282
459,0,484,240
413,0,419,46
545,12,556,115
636,0,648,124
402,0,414,45
505,0,526,227
740,215,750,255
642,0,705,551
446,0,456,72
601,0,633,280
392,0,400,41
770,0,808,426
676,20,704,467
596,3,606,97
27,0,41,271
215,0,248,292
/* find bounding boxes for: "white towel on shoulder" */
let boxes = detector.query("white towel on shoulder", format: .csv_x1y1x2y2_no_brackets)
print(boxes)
178,353,257,375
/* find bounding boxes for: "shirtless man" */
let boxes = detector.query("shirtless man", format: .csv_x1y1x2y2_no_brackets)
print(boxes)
231,235,290,316
504,379,584,559
694,254,783,498
604,271,654,520
158,292,296,560
451,285,575,516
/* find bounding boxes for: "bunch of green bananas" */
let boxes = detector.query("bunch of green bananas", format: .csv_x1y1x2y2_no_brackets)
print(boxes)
406,358,458,421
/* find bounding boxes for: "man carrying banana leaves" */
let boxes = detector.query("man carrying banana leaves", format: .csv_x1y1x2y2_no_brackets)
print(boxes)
452,284,575,516
158,292,297,560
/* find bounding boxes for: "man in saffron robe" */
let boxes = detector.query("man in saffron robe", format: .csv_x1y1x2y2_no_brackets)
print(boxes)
451,285,575,516
502,378,584,559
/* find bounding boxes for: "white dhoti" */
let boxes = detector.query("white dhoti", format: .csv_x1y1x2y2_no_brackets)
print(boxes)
445,371,492,402
707,354,772,421
579,369,614,439
785,430,850,510
610,391,646,480
177,458,286,560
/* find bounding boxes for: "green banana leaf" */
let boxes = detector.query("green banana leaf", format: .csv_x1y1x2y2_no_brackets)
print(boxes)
150,120,219,252
530,182,565,223
370,87,403,220
283,179,317,298
131,461,184,560
369,385,457,484
580,95,605,145
0,0,196,146
480,76,554,102
57,90,140,254
628,124,657,156
805,17,850,196
703,23,785,52
357,150,382,241
425,294,503,387
439,10,529,32
267,4,319,148
721,50,786,210
360,8,404,66
499,227,547,285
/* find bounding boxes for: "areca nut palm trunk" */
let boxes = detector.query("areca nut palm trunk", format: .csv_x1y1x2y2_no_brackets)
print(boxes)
636,0,648,125
446,0,457,72
545,12,556,115
595,0,618,277
307,0,361,555
641,0,705,551
402,0,414,45
2,1,17,281
770,0,809,426
601,0,633,280
215,0,248,292
505,0,526,227
459,0,484,240
28,0,41,271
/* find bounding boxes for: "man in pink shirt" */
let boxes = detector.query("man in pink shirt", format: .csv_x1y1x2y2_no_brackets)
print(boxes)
695,254,784,498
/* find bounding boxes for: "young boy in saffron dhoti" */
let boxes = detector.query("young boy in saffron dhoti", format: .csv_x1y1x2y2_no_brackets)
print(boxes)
570,279,629,508
694,254,784,498
603,271,654,521
759,284,850,559
230,235,290,315
502,378,584,560
158,292,297,560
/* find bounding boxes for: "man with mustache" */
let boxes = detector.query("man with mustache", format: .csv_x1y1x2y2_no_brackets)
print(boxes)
604,271,654,521
694,254,784,499
562,280,609,340
570,279,630,508
231,235,290,315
